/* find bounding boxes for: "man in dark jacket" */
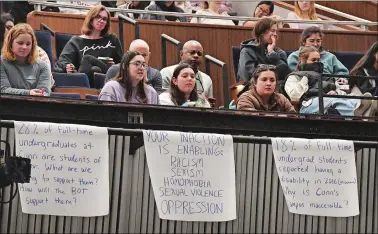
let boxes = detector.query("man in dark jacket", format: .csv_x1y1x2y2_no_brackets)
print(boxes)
237,18,288,83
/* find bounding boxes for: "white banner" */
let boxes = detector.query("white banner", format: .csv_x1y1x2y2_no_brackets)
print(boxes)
143,130,236,221
15,121,109,217
271,137,359,217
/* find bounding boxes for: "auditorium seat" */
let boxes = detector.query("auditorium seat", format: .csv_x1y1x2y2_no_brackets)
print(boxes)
50,92,81,99
94,72,106,89
52,73,90,88
34,31,54,69
86,94,99,100
54,87,100,99
55,33,73,58
332,51,364,70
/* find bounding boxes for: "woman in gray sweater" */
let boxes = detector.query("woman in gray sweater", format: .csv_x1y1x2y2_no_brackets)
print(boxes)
1,23,51,96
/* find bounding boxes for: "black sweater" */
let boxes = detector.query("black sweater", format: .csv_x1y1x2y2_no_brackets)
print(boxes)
56,33,123,72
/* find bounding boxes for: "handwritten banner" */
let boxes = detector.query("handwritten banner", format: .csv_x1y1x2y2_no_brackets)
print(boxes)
143,130,237,221
15,121,109,217
271,138,359,217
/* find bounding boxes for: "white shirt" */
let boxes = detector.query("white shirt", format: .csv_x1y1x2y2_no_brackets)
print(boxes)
190,9,235,26
58,1,100,14
287,12,324,30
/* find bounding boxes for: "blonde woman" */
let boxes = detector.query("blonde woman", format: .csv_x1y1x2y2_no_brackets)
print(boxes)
1,24,51,96
287,1,323,29
190,1,235,26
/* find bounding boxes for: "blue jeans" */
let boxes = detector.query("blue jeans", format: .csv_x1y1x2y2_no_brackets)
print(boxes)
300,97,360,116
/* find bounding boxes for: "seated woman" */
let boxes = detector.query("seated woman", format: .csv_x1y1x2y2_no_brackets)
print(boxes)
242,1,279,27
99,51,158,104
190,1,235,26
159,63,211,107
56,5,123,88
237,64,295,112
1,24,51,96
284,46,373,116
287,26,348,76
237,18,290,84
287,1,323,30
143,1,187,22
349,41,378,96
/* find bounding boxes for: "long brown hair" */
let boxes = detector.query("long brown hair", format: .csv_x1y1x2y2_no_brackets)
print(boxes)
81,5,111,37
294,1,318,20
115,51,147,103
169,63,198,106
1,23,38,64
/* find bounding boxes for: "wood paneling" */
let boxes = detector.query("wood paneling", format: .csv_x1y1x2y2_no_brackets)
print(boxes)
27,11,378,107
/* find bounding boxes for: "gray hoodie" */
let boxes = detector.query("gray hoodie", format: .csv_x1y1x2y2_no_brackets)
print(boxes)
237,39,287,82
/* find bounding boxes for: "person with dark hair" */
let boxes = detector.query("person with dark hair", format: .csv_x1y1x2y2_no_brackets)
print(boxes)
1,13,14,32
242,1,278,27
285,46,374,116
237,18,288,83
349,41,378,96
99,51,159,104
116,1,151,19
237,64,295,112
0,18,5,49
143,1,187,22
287,26,348,76
56,5,122,87
159,63,210,107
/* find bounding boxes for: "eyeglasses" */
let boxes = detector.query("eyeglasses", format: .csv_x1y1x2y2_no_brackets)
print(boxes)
5,24,13,30
186,50,203,57
94,14,108,22
257,6,270,16
130,61,148,70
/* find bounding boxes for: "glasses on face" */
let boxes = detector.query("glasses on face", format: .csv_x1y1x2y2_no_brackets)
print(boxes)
186,50,203,57
94,14,108,22
5,24,13,30
130,61,148,70
258,6,269,16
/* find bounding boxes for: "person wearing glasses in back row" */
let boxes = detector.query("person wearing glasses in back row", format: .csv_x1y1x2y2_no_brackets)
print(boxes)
56,5,123,88
237,64,295,113
99,51,159,104
161,40,213,99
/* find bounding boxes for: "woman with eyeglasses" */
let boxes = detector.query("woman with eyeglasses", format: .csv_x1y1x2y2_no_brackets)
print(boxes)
56,5,123,88
159,63,211,108
242,1,281,27
285,46,374,117
287,1,323,30
99,51,158,104
237,64,295,112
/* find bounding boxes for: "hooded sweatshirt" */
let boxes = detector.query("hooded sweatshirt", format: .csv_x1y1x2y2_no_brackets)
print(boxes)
287,46,349,75
237,39,287,82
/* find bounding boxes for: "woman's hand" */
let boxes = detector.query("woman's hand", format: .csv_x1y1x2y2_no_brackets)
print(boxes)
267,35,277,53
327,90,337,95
66,64,76,73
29,89,44,96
